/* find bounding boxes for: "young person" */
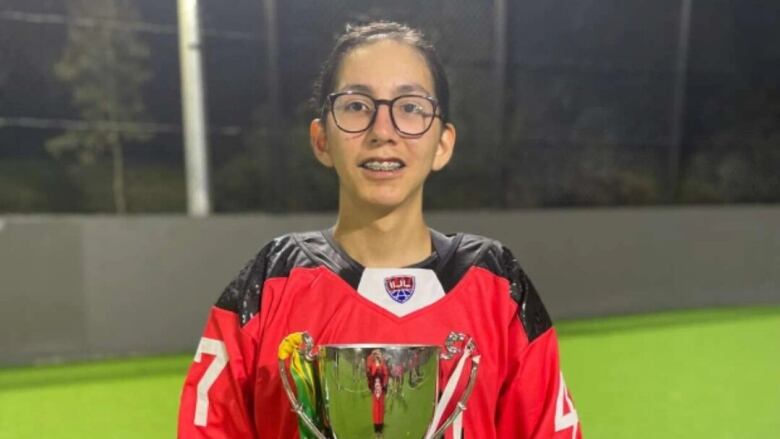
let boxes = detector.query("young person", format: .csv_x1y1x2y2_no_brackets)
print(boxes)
178,21,581,439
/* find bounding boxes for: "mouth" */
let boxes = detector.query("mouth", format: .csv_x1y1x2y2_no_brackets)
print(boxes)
359,158,406,172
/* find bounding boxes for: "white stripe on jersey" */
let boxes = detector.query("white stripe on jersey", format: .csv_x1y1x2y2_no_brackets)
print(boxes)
356,268,446,317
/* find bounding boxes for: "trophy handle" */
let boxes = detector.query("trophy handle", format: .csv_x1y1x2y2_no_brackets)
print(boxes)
426,332,481,439
277,332,329,439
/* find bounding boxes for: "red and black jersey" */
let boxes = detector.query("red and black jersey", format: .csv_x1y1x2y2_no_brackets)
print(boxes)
178,229,581,438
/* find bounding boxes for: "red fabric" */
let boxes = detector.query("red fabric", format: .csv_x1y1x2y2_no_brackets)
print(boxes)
178,266,581,438
177,307,259,439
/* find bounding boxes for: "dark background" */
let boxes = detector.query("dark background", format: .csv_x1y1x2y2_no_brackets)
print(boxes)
0,0,778,213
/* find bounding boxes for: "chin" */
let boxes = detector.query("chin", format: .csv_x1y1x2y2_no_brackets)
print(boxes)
358,190,410,210
362,196,405,210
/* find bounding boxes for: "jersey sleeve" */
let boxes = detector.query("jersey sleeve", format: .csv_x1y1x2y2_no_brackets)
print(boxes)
178,243,273,439
495,247,582,439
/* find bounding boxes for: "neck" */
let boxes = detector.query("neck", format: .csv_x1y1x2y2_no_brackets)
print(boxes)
333,190,431,268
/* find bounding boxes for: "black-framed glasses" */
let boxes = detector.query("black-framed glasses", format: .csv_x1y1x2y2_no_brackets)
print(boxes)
326,91,441,136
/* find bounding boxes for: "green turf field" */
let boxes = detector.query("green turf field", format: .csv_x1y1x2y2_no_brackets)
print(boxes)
1,306,778,438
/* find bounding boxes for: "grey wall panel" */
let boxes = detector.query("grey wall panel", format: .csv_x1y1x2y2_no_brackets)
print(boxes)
427,207,780,319
0,207,778,366
0,218,87,363
79,214,334,358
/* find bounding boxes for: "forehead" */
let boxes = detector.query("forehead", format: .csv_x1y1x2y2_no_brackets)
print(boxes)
334,39,435,96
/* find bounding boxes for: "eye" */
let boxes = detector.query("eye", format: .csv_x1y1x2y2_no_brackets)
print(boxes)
395,97,434,117
337,97,373,113
345,101,369,112
400,103,423,114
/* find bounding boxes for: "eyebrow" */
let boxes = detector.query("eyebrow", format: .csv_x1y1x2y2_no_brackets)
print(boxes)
338,83,373,94
338,83,433,96
396,83,432,96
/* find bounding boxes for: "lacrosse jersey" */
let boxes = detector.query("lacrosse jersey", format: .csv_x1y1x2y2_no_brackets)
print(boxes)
177,228,581,438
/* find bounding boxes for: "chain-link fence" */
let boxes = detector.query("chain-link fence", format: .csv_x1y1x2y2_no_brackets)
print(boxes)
1,0,778,213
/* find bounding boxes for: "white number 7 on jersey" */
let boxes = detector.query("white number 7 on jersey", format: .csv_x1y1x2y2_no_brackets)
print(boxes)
194,337,229,426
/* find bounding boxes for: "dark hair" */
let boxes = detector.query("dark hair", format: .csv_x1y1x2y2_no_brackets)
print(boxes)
311,21,450,124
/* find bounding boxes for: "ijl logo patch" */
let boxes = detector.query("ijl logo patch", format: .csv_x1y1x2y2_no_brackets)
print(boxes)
384,275,416,304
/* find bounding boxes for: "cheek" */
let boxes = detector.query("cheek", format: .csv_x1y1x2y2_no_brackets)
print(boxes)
413,137,441,167
331,136,366,162
325,140,359,177
329,149,351,174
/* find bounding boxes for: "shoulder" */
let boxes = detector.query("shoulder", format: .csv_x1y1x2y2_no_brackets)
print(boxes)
261,231,325,278
442,231,553,341
460,233,527,288
213,231,322,325
436,231,517,283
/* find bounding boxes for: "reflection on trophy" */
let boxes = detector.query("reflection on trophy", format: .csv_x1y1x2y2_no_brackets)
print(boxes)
278,332,480,439
366,349,388,436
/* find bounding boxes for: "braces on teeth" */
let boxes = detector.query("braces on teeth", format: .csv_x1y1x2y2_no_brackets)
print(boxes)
364,161,402,171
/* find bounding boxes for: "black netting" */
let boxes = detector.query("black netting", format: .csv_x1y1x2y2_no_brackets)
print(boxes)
0,0,778,213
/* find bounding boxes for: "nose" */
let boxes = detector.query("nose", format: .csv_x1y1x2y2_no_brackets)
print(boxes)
368,103,397,143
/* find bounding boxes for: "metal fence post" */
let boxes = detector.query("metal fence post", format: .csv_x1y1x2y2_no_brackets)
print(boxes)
178,0,212,216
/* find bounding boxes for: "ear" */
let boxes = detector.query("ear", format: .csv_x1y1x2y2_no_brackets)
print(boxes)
309,118,334,168
431,122,456,171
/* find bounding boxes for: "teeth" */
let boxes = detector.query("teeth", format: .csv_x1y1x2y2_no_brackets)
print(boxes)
362,161,403,171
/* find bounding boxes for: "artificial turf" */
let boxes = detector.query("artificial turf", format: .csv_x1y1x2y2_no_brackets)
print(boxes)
0,305,777,438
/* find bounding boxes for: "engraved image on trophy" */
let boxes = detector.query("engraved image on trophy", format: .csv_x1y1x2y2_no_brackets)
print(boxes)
278,332,480,439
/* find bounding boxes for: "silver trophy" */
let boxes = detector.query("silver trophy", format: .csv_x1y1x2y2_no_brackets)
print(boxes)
278,332,479,439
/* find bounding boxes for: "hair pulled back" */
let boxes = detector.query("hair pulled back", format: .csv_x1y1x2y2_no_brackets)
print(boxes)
311,21,450,123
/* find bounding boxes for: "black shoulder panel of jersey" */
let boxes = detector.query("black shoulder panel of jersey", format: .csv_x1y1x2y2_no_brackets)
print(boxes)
296,230,364,289
432,231,479,292
470,237,553,342
215,233,318,326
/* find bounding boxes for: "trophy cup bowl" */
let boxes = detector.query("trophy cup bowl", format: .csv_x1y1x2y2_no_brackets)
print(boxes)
278,332,479,439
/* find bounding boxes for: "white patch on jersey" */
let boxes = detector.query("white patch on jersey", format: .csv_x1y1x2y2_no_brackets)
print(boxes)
356,268,445,317
555,372,579,438
194,337,229,427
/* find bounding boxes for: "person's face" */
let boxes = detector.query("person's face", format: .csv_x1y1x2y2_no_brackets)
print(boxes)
310,39,456,210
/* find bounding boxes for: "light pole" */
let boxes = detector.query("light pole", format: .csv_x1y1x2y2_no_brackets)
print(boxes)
177,0,212,216
263,0,283,211
494,0,509,207
669,0,693,202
